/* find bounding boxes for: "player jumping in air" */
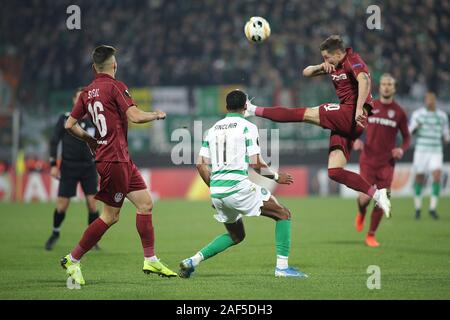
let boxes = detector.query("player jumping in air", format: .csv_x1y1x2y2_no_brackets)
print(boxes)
61,45,177,285
353,74,411,247
246,35,391,217
179,90,308,278
409,92,450,220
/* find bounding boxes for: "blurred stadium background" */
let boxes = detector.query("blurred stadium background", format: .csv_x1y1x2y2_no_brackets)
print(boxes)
0,0,449,202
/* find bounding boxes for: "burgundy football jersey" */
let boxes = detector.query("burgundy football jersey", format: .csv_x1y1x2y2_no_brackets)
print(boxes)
71,73,135,162
329,48,373,109
360,99,410,167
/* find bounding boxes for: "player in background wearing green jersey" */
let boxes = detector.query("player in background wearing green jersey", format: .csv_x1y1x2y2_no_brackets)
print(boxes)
179,90,308,278
409,92,450,219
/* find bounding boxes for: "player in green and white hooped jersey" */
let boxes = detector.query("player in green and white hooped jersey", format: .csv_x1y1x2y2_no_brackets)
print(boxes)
179,90,307,278
409,92,450,219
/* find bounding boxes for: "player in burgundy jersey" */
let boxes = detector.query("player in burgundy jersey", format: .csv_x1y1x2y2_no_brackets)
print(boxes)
353,73,411,247
60,45,177,285
246,35,391,216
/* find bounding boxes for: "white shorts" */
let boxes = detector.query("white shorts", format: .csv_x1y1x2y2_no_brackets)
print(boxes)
211,180,272,223
413,150,443,174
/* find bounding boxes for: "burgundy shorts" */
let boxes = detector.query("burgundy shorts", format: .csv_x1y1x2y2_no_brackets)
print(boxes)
318,103,365,161
359,162,394,189
95,160,147,207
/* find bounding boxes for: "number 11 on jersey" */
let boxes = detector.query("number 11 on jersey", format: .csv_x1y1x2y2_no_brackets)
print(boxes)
215,134,227,166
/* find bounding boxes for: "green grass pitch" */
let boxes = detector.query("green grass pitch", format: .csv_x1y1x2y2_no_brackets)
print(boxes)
0,196,449,300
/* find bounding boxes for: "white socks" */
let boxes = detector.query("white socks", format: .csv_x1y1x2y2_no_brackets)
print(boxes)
145,256,159,262
276,255,289,270
430,196,438,211
190,252,204,267
69,254,80,263
414,196,422,211
414,196,438,211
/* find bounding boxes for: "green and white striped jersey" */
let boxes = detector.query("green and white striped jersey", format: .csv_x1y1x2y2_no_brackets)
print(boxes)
409,107,450,153
199,113,260,199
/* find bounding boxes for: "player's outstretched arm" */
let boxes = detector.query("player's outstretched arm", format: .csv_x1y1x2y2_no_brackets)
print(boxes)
196,155,211,187
302,62,334,77
355,72,371,127
126,106,166,124
64,116,98,155
249,154,293,185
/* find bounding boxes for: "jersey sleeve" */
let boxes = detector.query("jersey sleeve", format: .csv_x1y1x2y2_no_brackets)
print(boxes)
346,53,369,79
408,111,419,133
245,124,261,157
113,82,136,113
199,130,211,158
70,93,86,120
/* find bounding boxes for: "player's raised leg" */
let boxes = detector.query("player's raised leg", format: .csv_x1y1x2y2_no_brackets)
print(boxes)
61,204,119,285
260,196,307,278
179,219,244,278
127,189,177,277
328,149,391,217
246,101,321,126
45,196,70,250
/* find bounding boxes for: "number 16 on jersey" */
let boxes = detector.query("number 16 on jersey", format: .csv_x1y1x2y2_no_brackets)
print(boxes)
88,101,107,137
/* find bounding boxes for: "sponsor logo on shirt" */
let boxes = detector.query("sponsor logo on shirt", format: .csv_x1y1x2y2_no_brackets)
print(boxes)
368,117,397,128
97,140,108,145
331,73,348,81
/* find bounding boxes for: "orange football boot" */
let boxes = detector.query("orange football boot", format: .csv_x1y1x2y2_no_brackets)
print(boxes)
355,212,365,232
365,234,380,247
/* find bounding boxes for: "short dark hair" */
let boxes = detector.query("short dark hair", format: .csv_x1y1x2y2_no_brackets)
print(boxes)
226,90,247,111
319,35,345,53
92,45,116,66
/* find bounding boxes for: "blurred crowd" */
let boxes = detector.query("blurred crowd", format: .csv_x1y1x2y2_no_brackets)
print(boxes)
1,0,450,104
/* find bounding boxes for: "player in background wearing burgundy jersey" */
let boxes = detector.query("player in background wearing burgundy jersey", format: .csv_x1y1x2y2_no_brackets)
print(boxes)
353,74,411,247
61,45,177,285
246,35,391,217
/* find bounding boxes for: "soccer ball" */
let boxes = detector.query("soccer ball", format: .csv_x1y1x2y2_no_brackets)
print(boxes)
244,16,271,43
